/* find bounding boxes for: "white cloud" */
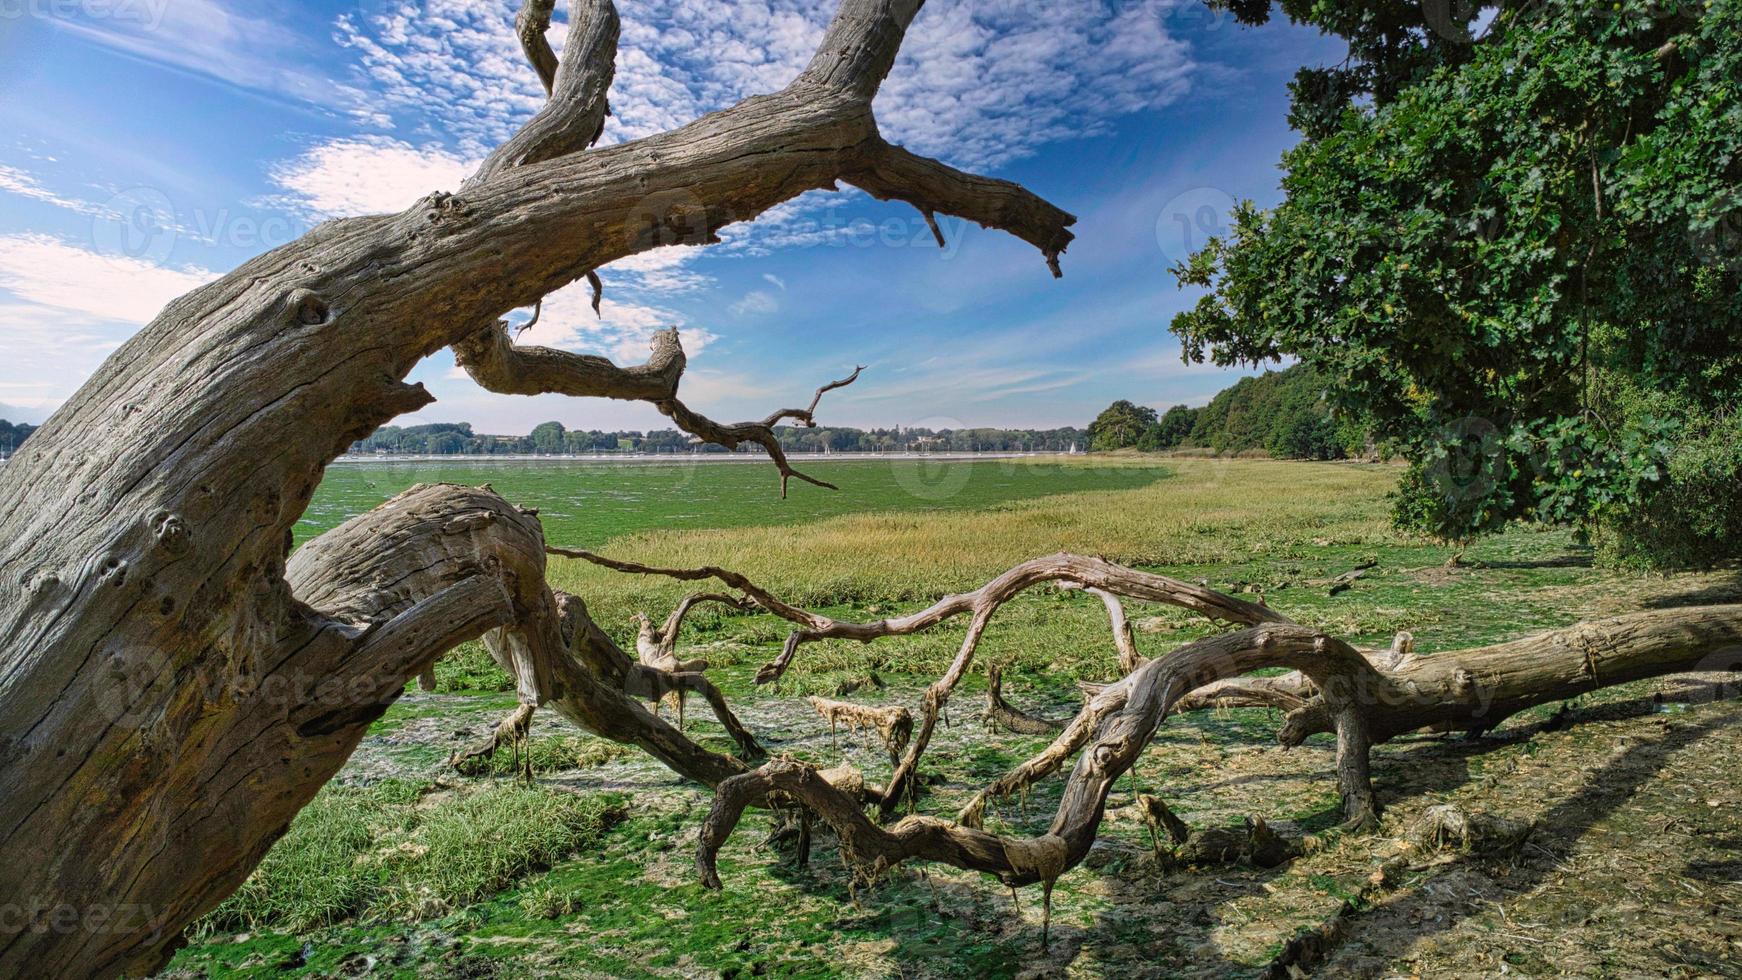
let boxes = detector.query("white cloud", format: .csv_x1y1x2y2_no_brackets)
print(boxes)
878,1,1195,168
0,166,105,217
262,0,1200,327
0,235,220,422
266,137,475,219
729,290,779,317
762,273,786,291
332,0,1196,170
600,247,710,292
44,0,368,112
0,234,217,324
509,276,714,367
335,0,561,158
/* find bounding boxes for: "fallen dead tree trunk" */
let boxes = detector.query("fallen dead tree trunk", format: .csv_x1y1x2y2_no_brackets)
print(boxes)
696,600,1742,937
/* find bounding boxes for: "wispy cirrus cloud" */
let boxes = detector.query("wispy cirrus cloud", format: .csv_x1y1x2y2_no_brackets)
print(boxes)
0,234,221,417
0,165,108,218
333,0,1198,170
39,0,374,113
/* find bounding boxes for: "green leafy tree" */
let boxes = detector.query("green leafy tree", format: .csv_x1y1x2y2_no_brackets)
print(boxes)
530,421,567,454
1088,400,1159,451
1183,364,1347,459
1152,405,1198,450
1176,0,1742,560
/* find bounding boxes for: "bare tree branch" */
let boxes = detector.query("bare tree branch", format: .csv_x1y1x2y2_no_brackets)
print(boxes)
981,662,1067,736
474,0,620,183
654,363,865,496
454,320,685,400
556,549,1291,813
848,139,1077,277
456,325,861,495
699,625,1382,930
514,0,560,95
554,549,1289,687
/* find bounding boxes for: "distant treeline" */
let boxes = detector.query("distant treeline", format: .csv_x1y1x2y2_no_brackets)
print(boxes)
347,421,1089,456
1087,364,1367,460
0,420,36,453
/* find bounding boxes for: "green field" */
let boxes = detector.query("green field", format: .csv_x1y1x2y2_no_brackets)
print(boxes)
299,457,1169,547
164,457,1742,979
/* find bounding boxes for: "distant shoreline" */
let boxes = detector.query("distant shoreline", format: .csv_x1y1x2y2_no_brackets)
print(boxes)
331,451,1083,465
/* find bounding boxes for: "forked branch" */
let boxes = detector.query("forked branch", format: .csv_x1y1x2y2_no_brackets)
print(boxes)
458,325,863,495
556,548,1292,813
654,362,865,496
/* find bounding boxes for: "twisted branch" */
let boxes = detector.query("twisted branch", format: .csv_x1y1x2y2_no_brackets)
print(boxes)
554,548,1290,815
654,363,866,496
700,626,1380,900
472,0,619,183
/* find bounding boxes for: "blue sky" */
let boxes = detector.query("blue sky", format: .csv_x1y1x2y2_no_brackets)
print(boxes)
0,0,1343,434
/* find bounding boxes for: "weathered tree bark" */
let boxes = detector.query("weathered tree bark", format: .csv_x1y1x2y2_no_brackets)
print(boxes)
0,1,1076,974
631,592,753,730
559,548,1289,814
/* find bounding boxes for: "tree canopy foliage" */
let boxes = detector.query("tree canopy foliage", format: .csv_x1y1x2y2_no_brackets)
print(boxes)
1177,0,1741,564
1186,364,1353,459
1087,364,1355,459
1088,400,1158,451
0,419,34,454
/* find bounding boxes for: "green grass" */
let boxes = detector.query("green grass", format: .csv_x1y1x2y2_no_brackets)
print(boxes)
194,783,624,936
450,733,631,777
168,455,1742,978
394,458,1667,696
298,456,1172,547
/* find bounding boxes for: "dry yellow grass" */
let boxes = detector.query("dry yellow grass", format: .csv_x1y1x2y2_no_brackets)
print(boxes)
548,458,1403,623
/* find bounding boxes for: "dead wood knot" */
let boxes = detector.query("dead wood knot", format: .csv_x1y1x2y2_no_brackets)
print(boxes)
151,513,190,556
289,289,330,325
